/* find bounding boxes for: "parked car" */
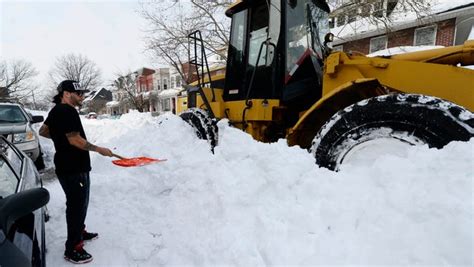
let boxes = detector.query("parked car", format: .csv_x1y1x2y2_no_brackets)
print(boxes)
85,112,98,119
0,135,49,267
0,103,44,169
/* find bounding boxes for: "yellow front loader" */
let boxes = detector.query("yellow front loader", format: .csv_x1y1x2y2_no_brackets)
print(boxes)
180,0,474,170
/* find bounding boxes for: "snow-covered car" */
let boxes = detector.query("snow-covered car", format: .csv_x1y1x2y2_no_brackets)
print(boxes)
0,135,49,267
0,103,44,167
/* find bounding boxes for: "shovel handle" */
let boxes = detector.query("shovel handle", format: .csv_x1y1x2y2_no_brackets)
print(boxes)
112,153,126,160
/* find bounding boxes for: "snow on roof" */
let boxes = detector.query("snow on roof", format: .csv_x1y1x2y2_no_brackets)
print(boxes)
432,0,474,13
158,88,181,98
367,45,444,57
106,100,120,107
331,0,474,44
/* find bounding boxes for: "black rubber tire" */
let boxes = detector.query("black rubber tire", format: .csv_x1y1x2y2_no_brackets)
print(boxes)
311,94,474,171
180,108,218,151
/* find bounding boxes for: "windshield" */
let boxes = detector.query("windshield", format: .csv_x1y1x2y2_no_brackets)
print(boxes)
286,0,329,73
0,106,27,124
286,1,311,73
308,1,330,58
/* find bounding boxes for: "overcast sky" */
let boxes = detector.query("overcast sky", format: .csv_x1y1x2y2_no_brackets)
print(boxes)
1,0,152,90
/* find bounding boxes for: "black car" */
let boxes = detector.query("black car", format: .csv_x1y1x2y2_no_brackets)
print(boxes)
0,136,49,267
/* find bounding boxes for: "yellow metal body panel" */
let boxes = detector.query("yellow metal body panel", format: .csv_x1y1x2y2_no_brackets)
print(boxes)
221,99,280,141
194,87,280,141
287,78,384,148
181,39,474,147
176,96,188,114
195,87,225,117
194,87,279,124
222,100,279,122
290,42,474,148
191,73,225,86
390,40,474,65
323,51,474,111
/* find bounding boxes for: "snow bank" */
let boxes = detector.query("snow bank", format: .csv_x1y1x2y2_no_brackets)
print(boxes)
41,111,473,266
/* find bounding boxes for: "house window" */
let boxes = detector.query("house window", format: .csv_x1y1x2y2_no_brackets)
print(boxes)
171,76,176,88
163,98,170,111
163,78,168,90
369,35,387,53
176,76,181,88
329,17,335,28
414,25,437,46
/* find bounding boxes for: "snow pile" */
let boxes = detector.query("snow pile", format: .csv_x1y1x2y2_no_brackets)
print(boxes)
41,111,473,266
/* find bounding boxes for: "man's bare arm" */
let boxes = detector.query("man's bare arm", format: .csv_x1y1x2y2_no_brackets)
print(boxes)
66,132,113,156
39,124,51,139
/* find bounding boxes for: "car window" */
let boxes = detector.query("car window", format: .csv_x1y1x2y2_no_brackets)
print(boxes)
20,159,40,191
0,139,22,176
0,106,27,124
0,157,19,197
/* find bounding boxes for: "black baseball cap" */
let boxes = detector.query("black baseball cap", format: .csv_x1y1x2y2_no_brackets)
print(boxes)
57,80,90,94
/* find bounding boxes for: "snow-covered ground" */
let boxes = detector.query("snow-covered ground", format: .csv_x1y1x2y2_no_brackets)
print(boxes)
36,111,473,266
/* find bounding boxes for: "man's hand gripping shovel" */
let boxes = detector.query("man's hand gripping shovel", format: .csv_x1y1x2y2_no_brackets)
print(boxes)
111,153,167,167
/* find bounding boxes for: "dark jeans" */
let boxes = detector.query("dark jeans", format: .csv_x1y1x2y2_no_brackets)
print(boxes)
57,172,90,252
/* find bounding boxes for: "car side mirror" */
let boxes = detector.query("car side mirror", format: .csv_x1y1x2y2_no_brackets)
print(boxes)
0,188,49,236
31,115,44,124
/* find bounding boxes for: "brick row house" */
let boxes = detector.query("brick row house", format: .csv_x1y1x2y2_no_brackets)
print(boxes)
107,48,227,116
330,0,474,55
106,67,184,115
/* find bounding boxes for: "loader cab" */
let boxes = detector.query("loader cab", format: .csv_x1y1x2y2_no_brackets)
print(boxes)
224,0,330,110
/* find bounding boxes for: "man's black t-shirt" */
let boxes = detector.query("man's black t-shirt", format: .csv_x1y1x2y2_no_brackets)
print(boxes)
45,104,91,175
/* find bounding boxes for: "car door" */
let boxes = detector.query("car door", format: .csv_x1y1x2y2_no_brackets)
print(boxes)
0,137,46,267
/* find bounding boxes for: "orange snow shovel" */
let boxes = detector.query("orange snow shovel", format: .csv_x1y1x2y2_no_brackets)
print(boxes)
111,153,167,167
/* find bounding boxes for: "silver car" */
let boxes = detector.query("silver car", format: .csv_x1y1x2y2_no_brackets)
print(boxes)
0,103,44,165
0,135,49,267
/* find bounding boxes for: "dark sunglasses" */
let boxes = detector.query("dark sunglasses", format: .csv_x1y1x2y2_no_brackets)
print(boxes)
73,91,85,96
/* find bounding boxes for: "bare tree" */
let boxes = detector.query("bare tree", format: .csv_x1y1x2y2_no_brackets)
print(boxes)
140,0,231,84
48,53,102,91
0,59,38,101
328,0,432,41
112,72,146,112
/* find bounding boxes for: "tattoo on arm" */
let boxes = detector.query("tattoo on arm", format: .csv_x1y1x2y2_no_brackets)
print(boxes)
66,132,97,151
84,141,97,152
